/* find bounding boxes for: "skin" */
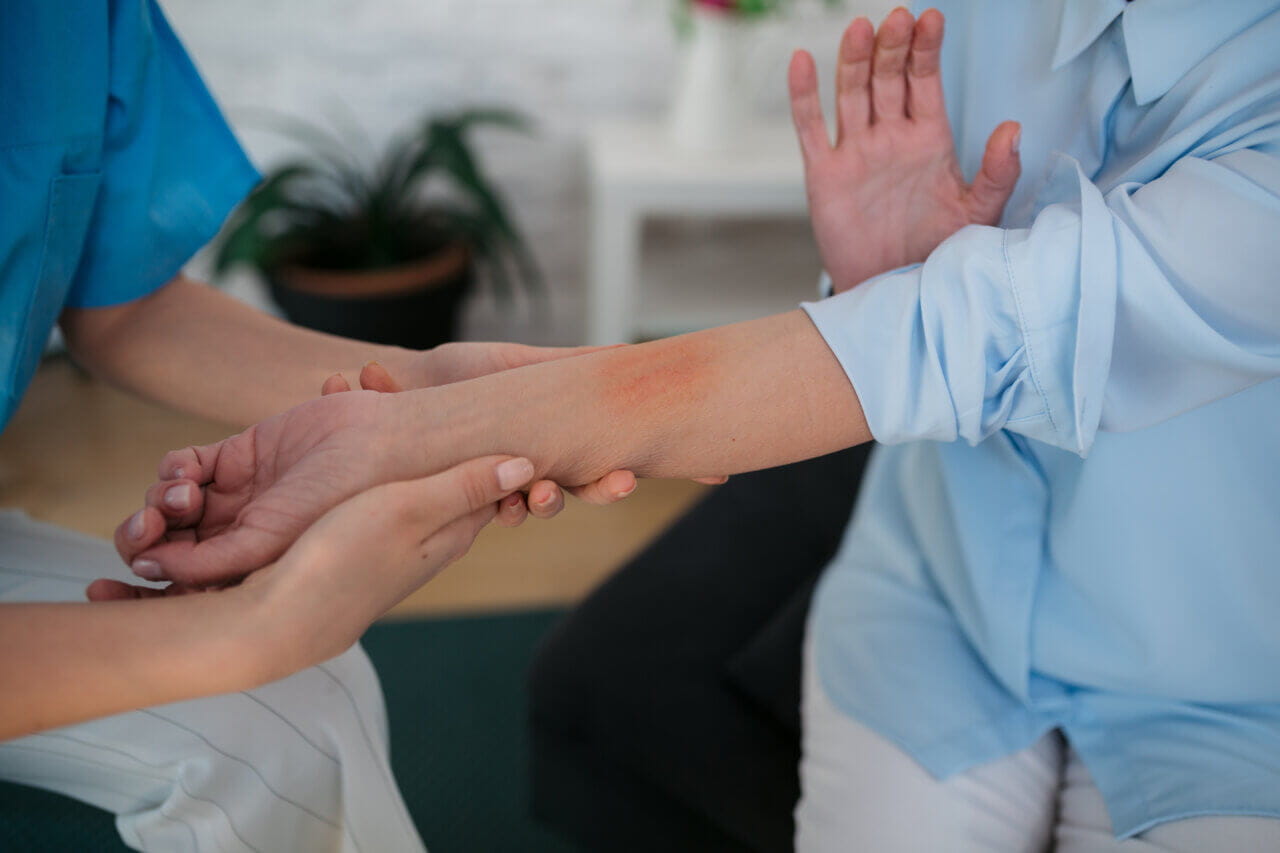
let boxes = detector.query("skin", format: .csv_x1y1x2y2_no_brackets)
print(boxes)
60,275,640,515
115,7,1020,594
0,454,536,741
115,310,870,587
4,259,637,727
4,6,1019,739
788,8,1020,292
319,359,722,529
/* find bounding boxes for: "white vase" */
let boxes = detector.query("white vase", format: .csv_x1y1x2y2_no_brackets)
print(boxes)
668,6,754,153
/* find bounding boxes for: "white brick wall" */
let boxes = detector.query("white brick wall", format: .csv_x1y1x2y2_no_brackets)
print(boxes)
167,0,893,344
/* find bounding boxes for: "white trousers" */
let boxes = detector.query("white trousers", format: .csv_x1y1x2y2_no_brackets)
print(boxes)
0,511,426,852
796,638,1280,853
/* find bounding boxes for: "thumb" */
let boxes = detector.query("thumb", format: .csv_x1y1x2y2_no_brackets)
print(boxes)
359,361,404,393
403,456,536,527
967,120,1021,225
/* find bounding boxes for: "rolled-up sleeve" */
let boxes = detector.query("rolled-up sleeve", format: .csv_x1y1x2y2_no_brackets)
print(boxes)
803,144,1280,456
64,0,258,309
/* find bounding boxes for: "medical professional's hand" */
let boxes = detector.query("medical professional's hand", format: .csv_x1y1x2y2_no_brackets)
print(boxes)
788,7,1021,293
96,456,536,670
395,341,612,389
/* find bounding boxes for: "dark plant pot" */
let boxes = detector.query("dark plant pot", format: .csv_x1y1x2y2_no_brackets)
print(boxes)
267,244,471,351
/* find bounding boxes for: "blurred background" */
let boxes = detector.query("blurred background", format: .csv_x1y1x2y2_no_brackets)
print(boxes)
170,0,890,344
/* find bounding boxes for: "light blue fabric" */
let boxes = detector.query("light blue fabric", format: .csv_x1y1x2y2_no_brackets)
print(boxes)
0,1,258,430
802,0,1280,838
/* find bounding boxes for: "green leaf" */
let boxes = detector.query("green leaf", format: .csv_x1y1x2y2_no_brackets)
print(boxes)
212,105,543,300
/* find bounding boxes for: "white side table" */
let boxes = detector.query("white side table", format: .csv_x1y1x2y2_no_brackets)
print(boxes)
585,119,809,345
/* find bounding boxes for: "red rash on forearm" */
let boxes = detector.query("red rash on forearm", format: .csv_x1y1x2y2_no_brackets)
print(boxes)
409,310,871,488
597,337,716,419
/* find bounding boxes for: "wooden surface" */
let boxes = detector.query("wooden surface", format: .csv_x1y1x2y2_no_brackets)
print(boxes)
0,358,708,617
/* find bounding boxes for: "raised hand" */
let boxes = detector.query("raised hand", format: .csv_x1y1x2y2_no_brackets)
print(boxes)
788,7,1020,292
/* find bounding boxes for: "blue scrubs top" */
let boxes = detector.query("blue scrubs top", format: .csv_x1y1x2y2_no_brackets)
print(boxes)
804,0,1280,838
1,0,258,430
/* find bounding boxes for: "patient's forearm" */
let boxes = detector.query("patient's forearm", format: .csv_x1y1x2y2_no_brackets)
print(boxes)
400,309,869,484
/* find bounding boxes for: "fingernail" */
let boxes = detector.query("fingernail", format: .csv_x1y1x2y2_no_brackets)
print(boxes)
496,458,534,491
1011,128,1021,154
163,484,190,511
614,484,637,500
171,467,186,480
128,510,146,540
131,559,164,580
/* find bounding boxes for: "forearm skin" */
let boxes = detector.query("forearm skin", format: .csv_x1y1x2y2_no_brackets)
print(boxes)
0,589,285,741
398,309,871,485
60,276,416,427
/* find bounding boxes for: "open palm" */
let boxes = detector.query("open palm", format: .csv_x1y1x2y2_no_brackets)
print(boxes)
789,8,1020,293
114,390,405,588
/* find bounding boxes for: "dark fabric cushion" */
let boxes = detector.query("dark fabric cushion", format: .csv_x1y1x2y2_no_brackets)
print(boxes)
528,446,872,852
724,575,820,737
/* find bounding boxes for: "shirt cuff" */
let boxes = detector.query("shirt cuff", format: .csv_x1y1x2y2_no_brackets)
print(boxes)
801,226,1054,448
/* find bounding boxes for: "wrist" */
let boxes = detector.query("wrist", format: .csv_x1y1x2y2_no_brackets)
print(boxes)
213,572,356,689
389,379,516,477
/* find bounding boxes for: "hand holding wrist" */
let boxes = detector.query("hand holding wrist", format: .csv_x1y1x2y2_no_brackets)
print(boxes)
242,454,539,674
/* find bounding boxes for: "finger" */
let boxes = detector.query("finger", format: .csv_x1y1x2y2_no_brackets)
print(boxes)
86,578,170,601
140,457,535,588
321,373,351,396
693,475,730,485
967,120,1022,225
358,361,403,393
142,478,205,528
86,578,205,601
526,480,566,520
156,439,226,484
835,17,875,143
906,8,945,120
493,491,530,528
870,7,914,123
114,505,169,566
567,469,637,506
130,523,289,587
396,456,536,527
788,50,832,162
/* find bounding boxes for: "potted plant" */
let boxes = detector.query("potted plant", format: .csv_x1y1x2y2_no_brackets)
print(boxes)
214,108,540,350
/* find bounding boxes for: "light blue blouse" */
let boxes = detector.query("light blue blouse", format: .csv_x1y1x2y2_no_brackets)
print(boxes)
803,0,1280,838
0,1,258,430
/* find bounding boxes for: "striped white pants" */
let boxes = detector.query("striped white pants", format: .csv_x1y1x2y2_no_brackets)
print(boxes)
0,511,426,852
